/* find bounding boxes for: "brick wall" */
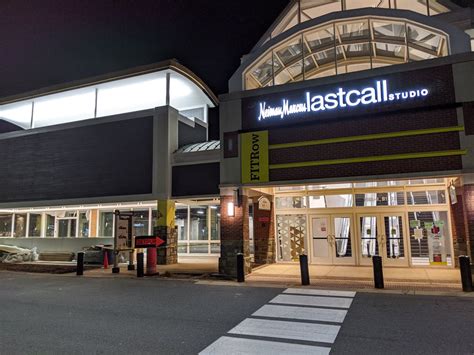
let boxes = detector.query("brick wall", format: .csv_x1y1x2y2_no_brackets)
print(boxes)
253,200,275,265
462,185,474,259
219,195,250,276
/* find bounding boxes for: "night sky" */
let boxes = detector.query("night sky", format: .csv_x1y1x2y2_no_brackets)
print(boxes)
0,0,289,98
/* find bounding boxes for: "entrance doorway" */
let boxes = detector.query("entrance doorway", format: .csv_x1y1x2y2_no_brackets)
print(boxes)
310,214,355,265
357,213,408,266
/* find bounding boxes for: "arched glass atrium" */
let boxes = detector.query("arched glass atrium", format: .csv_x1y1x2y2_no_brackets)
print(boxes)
270,0,453,40
245,16,449,90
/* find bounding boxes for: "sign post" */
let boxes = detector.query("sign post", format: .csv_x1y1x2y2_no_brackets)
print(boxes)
113,210,134,274
134,236,166,275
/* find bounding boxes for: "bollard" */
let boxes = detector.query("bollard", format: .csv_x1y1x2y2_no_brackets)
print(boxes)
137,252,144,278
236,253,245,282
372,255,384,289
299,254,310,286
76,252,84,276
459,256,473,292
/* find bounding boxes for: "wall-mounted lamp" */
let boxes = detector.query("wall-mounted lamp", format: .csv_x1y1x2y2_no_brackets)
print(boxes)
227,201,235,217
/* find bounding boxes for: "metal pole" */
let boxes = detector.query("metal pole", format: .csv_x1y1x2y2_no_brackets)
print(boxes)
76,252,84,276
299,254,310,285
112,210,120,274
459,255,473,292
372,255,384,289
236,253,245,282
137,252,144,278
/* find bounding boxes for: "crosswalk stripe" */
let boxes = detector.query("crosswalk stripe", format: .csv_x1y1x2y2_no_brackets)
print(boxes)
252,304,347,323
228,318,340,344
270,294,353,309
284,288,356,298
199,336,331,355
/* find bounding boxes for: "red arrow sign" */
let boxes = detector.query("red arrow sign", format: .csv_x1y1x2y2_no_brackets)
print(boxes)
135,236,166,248
155,236,165,247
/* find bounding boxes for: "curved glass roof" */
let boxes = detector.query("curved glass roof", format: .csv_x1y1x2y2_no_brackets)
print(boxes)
268,0,454,42
245,16,449,90
176,140,221,153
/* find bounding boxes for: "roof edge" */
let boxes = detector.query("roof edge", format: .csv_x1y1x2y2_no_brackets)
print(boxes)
0,59,219,107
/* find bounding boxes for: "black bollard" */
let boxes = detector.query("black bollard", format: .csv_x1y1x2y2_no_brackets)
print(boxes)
372,255,384,289
299,254,310,286
459,256,473,292
76,252,84,276
137,252,144,278
236,253,245,282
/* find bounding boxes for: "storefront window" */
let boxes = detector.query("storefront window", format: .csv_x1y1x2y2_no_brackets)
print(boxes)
190,206,208,241
408,211,452,266
355,192,405,206
45,213,55,237
78,212,89,238
309,194,353,208
132,210,149,236
276,196,307,209
57,218,76,238
407,190,446,205
99,211,114,237
28,213,42,237
175,206,189,241
0,214,12,237
210,206,220,240
14,214,27,238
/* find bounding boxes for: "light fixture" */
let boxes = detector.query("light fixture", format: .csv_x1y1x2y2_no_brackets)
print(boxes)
227,202,235,217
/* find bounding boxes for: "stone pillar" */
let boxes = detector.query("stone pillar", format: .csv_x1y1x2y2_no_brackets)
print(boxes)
154,199,178,265
219,189,251,276
253,197,275,265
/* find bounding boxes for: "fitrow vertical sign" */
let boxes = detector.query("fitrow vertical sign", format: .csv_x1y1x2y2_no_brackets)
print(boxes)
241,130,269,184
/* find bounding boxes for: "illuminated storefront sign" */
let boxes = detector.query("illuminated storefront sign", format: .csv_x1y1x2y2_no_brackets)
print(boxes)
257,80,429,121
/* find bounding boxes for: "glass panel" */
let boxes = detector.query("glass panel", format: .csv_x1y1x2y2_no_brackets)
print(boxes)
374,43,406,61
345,0,390,9
277,214,307,261
14,214,27,238
360,216,378,257
355,192,405,206
407,178,445,185
372,20,406,41
190,206,208,241
58,219,77,238
0,214,12,237
304,24,335,53
271,3,298,38
395,0,429,15
337,20,369,43
309,195,353,208
0,101,32,129
308,183,352,190
28,213,42,237
334,217,352,258
275,196,307,209
274,37,303,85
210,243,221,254
189,243,209,254
175,206,189,241
132,210,149,236
178,243,188,254
246,52,273,89
78,212,89,238
312,217,330,258
210,206,220,241
301,0,342,21
384,216,405,259
276,186,306,192
99,211,114,237
407,23,444,52
406,190,446,205
45,213,55,237
408,211,452,266
428,0,451,15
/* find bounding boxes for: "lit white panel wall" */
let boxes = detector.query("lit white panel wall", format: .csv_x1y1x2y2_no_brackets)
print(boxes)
169,72,213,122
33,88,96,128
0,101,32,129
96,72,167,117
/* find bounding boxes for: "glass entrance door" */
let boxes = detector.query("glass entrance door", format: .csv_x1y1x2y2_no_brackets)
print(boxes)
310,214,355,265
357,213,408,266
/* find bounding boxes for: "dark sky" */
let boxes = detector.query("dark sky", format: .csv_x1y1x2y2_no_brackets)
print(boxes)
0,0,289,98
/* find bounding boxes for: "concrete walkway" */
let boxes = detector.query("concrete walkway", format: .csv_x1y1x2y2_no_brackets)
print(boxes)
246,263,462,290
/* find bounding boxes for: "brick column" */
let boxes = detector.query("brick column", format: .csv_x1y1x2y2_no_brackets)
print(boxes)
462,184,474,260
219,192,250,276
253,199,275,265
450,187,469,266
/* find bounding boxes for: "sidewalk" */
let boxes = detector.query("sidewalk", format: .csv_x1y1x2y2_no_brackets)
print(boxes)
246,264,463,291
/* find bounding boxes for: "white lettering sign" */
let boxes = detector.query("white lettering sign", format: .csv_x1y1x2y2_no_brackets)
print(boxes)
257,80,429,121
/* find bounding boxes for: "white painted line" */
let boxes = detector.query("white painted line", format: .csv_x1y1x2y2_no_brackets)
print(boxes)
252,304,347,323
270,294,353,309
284,288,356,298
199,336,331,355
228,318,340,344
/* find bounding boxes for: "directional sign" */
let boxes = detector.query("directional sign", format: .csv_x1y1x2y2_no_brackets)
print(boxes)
135,236,166,248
